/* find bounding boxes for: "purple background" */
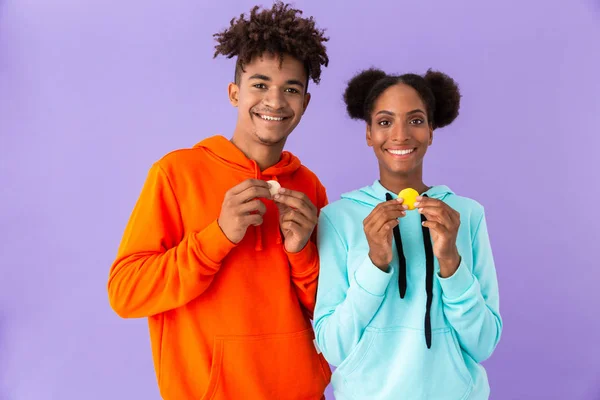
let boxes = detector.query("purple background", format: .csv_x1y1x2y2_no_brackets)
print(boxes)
1,0,599,399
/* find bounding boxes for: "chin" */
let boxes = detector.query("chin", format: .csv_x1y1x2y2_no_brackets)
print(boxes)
253,130,289,146
389,168,413,176
382,162,414,175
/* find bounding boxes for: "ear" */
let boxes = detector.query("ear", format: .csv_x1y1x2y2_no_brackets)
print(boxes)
301,92,311,115
366,124,373,147
428,126,434,146
228,82,239,107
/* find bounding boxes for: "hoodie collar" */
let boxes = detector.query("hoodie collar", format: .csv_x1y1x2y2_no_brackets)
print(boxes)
193,135,302,178
371,180,453,200
341,180,454,207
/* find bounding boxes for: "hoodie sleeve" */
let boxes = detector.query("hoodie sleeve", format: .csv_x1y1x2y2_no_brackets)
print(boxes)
313,209,393,367
286,182,328,318
107,162,237,318
437,209,503,363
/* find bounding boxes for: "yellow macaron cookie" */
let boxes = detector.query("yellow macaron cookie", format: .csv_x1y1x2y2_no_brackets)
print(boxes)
398,188,420,210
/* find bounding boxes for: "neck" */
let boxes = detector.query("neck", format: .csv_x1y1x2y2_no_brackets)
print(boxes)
230,130,286,171
379,167,429,195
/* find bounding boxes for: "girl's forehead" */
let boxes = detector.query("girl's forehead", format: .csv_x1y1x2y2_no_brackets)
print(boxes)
374,84,426,113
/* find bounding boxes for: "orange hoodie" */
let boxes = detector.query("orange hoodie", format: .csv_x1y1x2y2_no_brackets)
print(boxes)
108,135,331,399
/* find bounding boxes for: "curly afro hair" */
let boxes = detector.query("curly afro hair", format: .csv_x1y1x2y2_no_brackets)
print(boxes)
343,68,461,129
213,1,329,87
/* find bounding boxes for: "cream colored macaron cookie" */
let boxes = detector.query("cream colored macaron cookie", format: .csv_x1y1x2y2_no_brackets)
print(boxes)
266,180,281,197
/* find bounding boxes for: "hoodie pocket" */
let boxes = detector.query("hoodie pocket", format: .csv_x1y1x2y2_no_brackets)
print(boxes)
337,327,473,400
201,328,330,400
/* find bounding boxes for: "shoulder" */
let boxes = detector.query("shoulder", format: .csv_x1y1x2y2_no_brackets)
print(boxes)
145,146,212,184
445,193,485,215
156,146,206,170
442,193,488,234
320,190,366,221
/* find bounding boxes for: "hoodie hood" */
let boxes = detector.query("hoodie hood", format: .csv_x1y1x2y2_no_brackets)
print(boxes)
194,135,302,179
194,135,302,251
342,179,454,350
341,179,454,207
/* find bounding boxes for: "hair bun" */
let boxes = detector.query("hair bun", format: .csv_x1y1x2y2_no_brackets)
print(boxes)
424,69,461,128
343,68,387,120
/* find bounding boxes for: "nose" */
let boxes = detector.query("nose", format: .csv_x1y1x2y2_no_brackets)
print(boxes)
390,122,410,142
263,87,287,110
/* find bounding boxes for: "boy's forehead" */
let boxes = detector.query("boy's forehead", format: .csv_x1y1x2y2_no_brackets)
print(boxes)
242,54,307,81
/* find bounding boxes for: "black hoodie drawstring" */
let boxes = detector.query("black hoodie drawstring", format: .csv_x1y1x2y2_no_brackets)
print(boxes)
385,192,434,349
420,194,434,349
387,192,407,299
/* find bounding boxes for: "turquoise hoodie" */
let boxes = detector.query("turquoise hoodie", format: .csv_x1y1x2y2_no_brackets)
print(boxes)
314,180,502,400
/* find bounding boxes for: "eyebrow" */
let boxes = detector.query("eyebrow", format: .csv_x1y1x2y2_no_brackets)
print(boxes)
248,74,305,88
375,108,426,117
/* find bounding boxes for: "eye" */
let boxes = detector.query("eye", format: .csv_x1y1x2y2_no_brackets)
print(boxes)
285,88,300,94
410,118,424,125
378,120,391,126
253,83,267,89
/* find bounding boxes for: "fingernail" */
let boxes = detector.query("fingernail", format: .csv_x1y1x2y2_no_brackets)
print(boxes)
402,204,409,210
274,194,280,199
397,197,404,202
413,202,420,207
416,196,423,201
278,188,285,194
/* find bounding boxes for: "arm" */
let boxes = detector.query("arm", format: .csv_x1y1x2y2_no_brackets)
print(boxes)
438,210,503,362
107,163,236,318
313,210,393,367
287,182,328,318
287,241,320,318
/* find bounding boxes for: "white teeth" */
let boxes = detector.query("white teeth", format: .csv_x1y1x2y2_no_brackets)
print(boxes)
259,114,285,121
388,149,415,155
